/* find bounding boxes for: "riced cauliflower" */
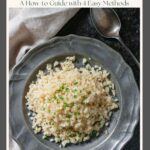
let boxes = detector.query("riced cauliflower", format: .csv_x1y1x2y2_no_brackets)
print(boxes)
25,56,119,147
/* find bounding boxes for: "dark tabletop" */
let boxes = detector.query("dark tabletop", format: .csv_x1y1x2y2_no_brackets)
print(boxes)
57,8,140,150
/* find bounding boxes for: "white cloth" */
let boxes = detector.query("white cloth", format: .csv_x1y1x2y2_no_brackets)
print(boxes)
9,8,79,150
9,8,79,68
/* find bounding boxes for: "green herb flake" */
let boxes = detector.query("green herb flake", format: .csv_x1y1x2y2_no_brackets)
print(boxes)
56,100,60,104
74,112,80,116
74,81,78,85
59,96,64,100
74,95,77,98
82,95,87,100
66,114,71,118
61,84,65,90
66,87,70,92
70,103,74,107
91,130,97,137
53,95,57,99
60,83,66,90
42,135,49,140
63,102,69,108
73,89,78,93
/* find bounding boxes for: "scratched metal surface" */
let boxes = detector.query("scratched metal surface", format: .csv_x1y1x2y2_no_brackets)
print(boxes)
10,35,139,150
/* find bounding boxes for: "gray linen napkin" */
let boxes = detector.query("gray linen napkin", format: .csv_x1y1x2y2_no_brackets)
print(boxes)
9,8,79,68
9,8,79,150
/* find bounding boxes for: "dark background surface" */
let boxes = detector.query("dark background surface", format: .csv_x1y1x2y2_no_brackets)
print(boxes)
57,8,140,150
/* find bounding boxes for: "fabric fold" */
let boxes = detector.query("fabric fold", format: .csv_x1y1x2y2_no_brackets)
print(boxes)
9,8,79,68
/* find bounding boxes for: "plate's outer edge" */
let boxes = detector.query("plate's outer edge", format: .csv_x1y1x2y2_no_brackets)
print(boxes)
9,34,140,150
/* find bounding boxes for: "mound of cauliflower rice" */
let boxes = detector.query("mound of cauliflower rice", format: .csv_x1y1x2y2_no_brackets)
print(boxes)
25,56,119,147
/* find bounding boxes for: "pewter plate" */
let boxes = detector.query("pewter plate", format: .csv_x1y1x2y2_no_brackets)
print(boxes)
10,35,139,150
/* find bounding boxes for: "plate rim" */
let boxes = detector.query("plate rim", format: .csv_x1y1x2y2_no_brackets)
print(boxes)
9,34,140,150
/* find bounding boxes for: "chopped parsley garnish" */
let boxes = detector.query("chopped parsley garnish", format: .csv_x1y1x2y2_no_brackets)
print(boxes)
70,103,74,107
66,114,71,118
56,83,67,92
73,89,78,93
82,95,87,100
66,87,70,92
74,112,80,116
53,95,57,99
74,95,77,98
74,81,78,85
63,102,69,108
42,135,49,140
91,130,97,137
56,100,60,104
60,84,65,90
59,96,64,100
